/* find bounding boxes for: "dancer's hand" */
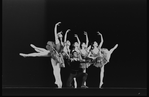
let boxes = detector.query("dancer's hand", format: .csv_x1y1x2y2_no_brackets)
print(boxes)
97,31,101,35
74,34,78,37
66,29,70,33
84,31,87,35
30,44,36,48
56,22,61,26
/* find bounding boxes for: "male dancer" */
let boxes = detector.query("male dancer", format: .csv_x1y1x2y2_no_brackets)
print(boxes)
66,46,88,88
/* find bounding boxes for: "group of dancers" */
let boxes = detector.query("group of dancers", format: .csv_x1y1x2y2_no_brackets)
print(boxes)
19,22,118,89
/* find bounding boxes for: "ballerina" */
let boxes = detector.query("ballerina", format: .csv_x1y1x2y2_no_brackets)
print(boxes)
19,22,65,88
98,44,118,88
48,22,66,88
61,29,71,59
89,32,118,88
72,34,81,53
76,31,92,88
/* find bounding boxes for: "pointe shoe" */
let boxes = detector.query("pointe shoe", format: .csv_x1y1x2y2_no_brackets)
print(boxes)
57,86,62,89
55,82,62,88
99,83,103,89
30,44,36,48
19,53,27,57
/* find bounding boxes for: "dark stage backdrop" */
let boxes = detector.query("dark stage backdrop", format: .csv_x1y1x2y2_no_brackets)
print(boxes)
2,0,147,88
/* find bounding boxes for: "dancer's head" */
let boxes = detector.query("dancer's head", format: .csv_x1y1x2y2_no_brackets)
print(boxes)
74,42,79,48
93,41,98,47
72,51,78,58
46,41,55,50
81,42,86,48
66,40,71,47
57,31,63,38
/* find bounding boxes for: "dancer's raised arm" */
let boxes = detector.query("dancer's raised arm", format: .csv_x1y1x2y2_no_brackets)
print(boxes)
74,34,81,48
58,31,64,46
97,32,104,49
84,31,89,47
64,29,70,43
54,22,61,44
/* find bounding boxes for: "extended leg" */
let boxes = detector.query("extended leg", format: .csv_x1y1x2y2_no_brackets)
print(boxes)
30,44,47,52
19,53,43,57
19,50,49,57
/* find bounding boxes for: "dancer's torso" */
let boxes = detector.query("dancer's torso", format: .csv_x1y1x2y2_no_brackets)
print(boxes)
46,41,65,67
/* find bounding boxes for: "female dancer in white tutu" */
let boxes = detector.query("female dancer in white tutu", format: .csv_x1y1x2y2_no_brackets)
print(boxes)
60,29,71,59
88,32,118,88
98,44,118,88
19,22,65,88
75,31,92,88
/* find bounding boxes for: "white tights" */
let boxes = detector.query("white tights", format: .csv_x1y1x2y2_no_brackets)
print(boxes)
51,58,62,88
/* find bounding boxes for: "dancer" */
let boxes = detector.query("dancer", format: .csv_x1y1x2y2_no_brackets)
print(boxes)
77,31,92,88
19,44,50,57
98,44,118,88
49,22,65,88
72,34,81,53
66,35,80,88
66,33,90,88
61,29,71,59
71,34,82,88
20,22,65,88
66,50,88,88
89,32,118,88
80,31,92,69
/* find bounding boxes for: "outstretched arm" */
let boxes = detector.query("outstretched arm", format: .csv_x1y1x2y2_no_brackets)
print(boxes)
54,22,61,44
84,31,89,47
64,29,70,43
74,34,81,47
97,32,104,49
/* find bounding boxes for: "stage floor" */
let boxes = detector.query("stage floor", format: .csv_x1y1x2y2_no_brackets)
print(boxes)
2,87,147,96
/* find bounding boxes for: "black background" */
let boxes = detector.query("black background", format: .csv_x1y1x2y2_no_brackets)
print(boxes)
2,0,147,88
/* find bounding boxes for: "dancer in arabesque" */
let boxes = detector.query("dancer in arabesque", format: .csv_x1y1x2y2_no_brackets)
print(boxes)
88,32,118,88
19,22,65,88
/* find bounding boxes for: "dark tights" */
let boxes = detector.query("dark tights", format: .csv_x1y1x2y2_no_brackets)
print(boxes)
66,69,88,87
